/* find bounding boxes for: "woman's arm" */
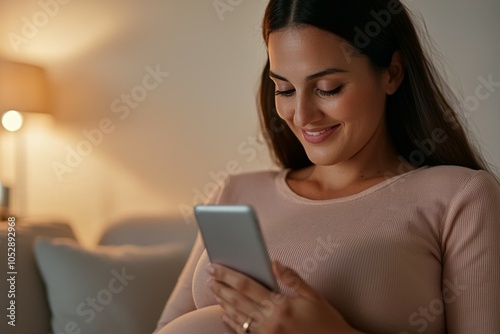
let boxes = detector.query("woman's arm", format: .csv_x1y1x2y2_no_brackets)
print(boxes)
441,171,500,333
154,178,227,332
153,233,205,332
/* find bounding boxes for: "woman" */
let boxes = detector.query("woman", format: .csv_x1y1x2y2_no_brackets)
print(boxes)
155,0,500,333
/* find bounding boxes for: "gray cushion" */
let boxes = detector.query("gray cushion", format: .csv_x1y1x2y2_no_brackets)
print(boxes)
0,221,75,334
98,216,197,247
34,238,187,334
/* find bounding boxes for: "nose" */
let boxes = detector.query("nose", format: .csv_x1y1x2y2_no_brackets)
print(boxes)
293,92,323,128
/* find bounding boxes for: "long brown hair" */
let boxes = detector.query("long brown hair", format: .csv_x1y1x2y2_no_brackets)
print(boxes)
258,0,490,172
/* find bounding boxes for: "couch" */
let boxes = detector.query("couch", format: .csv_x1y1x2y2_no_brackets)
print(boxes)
0,216,197,334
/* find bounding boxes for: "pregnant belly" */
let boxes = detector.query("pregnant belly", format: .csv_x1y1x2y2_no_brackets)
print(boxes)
156,305,232,334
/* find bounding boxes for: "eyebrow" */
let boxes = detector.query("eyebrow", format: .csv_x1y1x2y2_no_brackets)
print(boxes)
269,68,348,82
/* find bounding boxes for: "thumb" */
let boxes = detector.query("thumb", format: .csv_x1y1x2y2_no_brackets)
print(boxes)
272,260,318,299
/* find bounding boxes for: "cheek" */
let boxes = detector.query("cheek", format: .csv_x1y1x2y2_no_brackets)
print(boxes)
274,98,293,120
335,86,386,122
318,93,359,122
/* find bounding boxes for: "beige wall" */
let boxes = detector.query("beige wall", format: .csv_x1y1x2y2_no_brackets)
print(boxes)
408,0,500,172
0,0,498,245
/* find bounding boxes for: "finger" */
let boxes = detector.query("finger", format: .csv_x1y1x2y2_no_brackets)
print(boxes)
209,278,258,320
222,312,249,334
222,310,264,334
221,312,239,333
272,261,319,300
207,263,273,302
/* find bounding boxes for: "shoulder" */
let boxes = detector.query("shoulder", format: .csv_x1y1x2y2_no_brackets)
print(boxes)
215,169,284,204
409,165,500,200
411,165,497,186
224,169,283,193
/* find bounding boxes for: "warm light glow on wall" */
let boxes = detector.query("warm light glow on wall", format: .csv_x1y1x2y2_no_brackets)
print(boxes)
1,110,24,132
0,2,128,63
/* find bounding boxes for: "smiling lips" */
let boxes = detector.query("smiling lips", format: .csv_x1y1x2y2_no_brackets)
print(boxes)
301,124,341,144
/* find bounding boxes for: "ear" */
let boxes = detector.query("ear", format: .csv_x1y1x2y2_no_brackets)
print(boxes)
384,50,405,95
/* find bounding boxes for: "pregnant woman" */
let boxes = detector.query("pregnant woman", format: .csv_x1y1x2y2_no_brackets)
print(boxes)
154,0,500,333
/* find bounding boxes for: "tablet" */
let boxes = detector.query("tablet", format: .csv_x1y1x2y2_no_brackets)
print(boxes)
194,204,279,292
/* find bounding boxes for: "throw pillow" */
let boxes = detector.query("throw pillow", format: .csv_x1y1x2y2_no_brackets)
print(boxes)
34,238,187,334
0,221,76,334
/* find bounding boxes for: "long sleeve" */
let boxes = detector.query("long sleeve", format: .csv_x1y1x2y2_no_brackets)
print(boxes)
154,179,227,333
153,233,205,332
152,167,500,333
441,171,500,333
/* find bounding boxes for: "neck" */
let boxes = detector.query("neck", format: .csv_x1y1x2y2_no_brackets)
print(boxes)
305,126,413,192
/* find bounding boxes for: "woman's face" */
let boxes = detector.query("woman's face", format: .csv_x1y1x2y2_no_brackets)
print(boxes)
268,25,398,167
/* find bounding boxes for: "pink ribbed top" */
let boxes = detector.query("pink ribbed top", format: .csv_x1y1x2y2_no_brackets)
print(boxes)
155,166,500,334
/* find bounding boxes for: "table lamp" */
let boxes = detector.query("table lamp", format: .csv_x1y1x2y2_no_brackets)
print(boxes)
0,60,51,219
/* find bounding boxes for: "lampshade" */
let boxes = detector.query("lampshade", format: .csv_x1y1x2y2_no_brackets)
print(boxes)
0,60,50,115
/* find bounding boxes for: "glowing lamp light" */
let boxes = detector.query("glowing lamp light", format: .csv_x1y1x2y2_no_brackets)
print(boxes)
0,60,50,132
2,110,24,132
0,61,50,219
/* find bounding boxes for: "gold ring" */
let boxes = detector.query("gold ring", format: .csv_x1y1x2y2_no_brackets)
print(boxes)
242,316,253,333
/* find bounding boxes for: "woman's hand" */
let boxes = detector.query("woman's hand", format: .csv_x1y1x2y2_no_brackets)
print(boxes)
206,260,365,334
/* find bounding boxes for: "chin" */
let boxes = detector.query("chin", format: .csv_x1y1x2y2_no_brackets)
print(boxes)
305,152,344,167
298,135,348,166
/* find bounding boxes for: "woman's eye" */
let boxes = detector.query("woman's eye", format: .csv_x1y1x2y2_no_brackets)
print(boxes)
275,86,343,97
318,86,343,97
275,89,295,97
